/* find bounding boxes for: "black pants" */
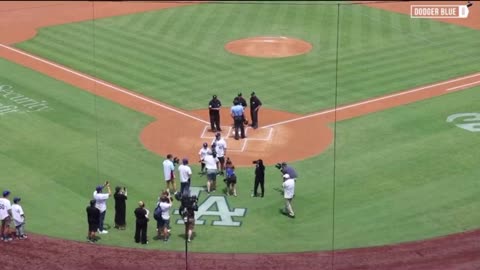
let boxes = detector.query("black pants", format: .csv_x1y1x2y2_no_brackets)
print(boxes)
180,181,190,196
254,178,264,197
250,108,259,128
209,112,221,131
233,116,245,139
135,221,148,244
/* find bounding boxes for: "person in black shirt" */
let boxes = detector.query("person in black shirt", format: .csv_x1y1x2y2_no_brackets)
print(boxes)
179,195,198,242
250,92,262,129
252,159,265,197
86,199,100,243
114,186,127,230
208,95,222,132
234,92,247,108
134,201,149,244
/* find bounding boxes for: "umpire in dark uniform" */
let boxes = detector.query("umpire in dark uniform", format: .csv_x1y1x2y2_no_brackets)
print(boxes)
234,92,247,108
230,99,246,140
208,95,222,132
250,92,262,129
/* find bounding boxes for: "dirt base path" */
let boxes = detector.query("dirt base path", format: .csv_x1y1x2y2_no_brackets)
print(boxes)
1,1,480,270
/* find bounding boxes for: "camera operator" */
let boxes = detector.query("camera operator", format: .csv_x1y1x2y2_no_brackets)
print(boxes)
252,159,265,197
278,162,298,179
179,194,198,243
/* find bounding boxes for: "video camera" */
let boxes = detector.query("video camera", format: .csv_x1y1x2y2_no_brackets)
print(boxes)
275,162,285,170
179,195,199,218
173,157,180,165
252,159,261,164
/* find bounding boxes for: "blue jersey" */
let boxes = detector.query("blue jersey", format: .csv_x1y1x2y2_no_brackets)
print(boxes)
230,105,244,117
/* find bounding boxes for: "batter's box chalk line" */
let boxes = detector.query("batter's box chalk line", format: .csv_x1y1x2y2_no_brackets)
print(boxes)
200,125,274,152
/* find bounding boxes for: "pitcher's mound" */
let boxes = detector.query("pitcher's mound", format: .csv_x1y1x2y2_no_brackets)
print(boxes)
225,36,312,58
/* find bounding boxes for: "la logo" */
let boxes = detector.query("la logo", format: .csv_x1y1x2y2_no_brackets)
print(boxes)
174,187,247,227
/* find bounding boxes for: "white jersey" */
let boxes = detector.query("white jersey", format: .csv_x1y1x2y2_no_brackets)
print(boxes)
93,191,109,213
0,198,12,220
163,159,175,181
212,138,227,157
282,179,295,199
12,204,24,223
160,201,172,220
178,164,192,183
204,154,219,170
199,147,209,161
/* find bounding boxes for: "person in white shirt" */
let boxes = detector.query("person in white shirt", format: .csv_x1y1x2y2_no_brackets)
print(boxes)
212,133,227,175
12,197,26,239
0,190,13,242
282,174,295,218
178,158,192,196
198,142,209,175
93,181,112,234
204,151,219,193
159,195,173,242
163,154,177,193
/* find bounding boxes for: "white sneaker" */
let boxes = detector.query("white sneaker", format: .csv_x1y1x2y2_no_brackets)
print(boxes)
99,230,108,234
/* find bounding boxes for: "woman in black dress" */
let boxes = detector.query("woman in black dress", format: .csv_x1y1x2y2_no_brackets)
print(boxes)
114,186,127,230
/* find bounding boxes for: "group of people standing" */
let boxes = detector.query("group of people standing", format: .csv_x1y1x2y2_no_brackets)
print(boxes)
208,92,263,138
0,190,27,242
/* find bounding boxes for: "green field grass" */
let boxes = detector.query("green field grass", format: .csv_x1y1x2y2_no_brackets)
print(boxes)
15,3,480,113
2,1,480,253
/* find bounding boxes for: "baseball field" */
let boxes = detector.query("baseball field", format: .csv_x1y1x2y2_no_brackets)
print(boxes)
1,1,480,269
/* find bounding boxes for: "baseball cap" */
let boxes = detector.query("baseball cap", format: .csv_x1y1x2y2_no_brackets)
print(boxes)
182,158,189,165
215,132,221,138
13,197,21,203
2,190,10,197
213,94,217,99
203,142,208,147
96,185,103,192
283,174,290,179
251,91,256,96
238,92,242,97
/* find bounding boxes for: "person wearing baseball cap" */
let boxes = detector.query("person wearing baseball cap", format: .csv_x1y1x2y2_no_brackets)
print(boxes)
234,92,247,108
178,158,192,196
249,91,262,129
0,190,13,241
12,197,27,240
208,94,222,132
282,174,295,218
93,181,111,234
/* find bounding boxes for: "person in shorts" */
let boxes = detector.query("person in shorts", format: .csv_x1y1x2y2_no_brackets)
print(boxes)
12,197,27,239
86,199,100,243
159,195,172,241
0,190,12,242
203,151,219,193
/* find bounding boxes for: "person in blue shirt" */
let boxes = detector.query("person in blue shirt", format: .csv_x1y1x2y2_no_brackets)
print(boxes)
224,158,237,196
230,99,245,140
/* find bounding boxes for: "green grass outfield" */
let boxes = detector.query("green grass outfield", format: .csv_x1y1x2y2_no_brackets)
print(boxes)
1,2,479,253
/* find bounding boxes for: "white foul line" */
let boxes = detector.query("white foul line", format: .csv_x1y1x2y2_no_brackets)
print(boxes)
0,44,210,125
446,81,480,92
262,72,480,129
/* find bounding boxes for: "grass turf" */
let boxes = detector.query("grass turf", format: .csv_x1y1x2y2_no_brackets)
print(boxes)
14,3,480,114
1,58,479,252
2,2,480,253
